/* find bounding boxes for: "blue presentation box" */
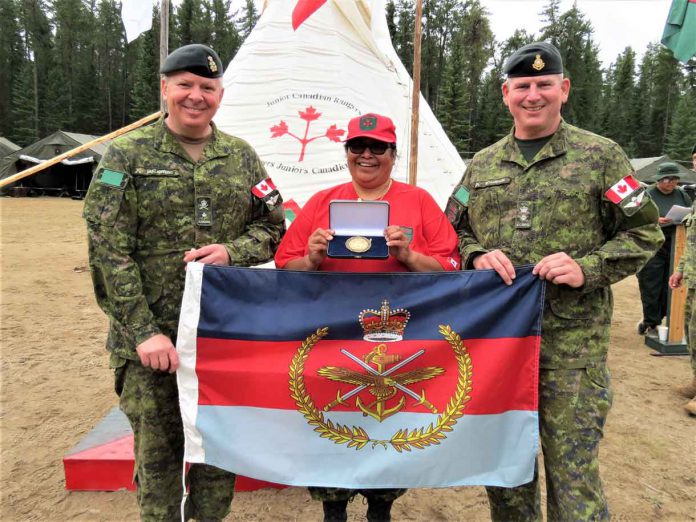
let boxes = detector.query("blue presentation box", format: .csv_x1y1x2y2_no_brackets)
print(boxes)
327,200,390,259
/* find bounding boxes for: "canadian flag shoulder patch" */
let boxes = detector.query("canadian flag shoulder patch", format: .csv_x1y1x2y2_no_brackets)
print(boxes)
251,178,277,199
605,174,640,204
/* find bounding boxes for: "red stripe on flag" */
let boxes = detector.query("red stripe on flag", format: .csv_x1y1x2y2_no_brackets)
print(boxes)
195,337,538,414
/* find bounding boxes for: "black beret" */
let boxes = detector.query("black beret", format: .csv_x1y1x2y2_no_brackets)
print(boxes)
160,44,223,78
656,162,681,180
504,42,563,78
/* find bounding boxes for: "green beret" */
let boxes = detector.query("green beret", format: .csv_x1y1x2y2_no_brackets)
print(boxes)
160,44,223,78
656,162,681,180
504,42,563,78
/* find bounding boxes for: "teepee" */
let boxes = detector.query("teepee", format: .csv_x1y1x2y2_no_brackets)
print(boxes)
214,0,465,208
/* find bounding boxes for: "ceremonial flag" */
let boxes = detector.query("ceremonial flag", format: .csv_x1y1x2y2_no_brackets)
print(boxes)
661,0,696,63
177,265,544,488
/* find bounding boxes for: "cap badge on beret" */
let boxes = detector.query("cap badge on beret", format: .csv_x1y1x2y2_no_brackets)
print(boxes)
532,54,545,71
207,55,218,73
360,116,378,131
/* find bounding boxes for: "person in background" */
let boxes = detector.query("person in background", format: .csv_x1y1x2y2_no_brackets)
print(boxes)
275,113,460,521
447,41,662,521
83,44,285,521
637,162,692,336
669,199,696,415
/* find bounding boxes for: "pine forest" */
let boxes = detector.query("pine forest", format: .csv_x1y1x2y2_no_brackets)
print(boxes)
1,0,695,163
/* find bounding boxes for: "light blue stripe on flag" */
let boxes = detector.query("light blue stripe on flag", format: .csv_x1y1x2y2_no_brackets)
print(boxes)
194,406,538,488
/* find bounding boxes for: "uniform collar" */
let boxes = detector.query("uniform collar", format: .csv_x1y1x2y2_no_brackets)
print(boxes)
153,116,231,161
502,119,569,168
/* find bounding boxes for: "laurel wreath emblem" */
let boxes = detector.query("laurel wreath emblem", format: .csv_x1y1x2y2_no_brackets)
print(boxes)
288,325,472,452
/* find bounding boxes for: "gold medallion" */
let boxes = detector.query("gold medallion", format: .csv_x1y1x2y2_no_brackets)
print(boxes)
345,236,371,253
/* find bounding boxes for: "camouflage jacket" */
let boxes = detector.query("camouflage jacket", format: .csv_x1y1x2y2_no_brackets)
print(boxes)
446,121,663,368
83,118,285,360
677,202,696,288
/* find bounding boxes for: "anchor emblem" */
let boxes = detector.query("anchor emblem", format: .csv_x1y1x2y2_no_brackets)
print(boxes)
319,344,444,422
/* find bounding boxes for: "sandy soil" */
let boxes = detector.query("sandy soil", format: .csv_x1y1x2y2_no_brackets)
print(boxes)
1,197,694,522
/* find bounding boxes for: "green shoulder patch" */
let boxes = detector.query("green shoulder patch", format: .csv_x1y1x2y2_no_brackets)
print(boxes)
98,169,128,189
454,185,470,205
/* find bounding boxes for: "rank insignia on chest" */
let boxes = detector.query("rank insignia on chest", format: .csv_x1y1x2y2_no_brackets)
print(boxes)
196,196,213,226
515,202,532,229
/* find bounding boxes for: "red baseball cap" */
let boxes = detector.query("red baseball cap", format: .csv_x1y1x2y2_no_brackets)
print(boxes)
345,113,397,144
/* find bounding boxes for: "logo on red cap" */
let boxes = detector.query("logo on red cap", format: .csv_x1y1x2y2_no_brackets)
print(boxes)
346,113,397,144
360,116,378,130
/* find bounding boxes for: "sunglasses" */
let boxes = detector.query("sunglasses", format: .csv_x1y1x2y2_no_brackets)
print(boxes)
346,140,395,156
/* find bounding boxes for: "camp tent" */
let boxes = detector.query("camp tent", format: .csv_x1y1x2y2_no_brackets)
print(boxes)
631,155,696,185
0,131,110,197
0,137,21,158
214,0,465,209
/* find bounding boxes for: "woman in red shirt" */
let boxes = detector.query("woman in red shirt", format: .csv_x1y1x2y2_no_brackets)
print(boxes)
274,113,460,522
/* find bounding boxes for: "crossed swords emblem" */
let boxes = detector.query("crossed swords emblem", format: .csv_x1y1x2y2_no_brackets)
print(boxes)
318,344,444,422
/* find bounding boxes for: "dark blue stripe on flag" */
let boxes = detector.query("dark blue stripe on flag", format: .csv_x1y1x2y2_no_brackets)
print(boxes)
197,265,544,341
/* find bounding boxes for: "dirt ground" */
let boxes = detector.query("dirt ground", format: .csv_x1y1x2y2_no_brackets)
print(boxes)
0,197,694,522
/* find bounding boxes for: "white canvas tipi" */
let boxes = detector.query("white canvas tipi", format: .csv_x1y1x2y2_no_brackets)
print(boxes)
214,0,465,209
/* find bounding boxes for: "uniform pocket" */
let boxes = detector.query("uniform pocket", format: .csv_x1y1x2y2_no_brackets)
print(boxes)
83,184,127,226
113,359,129,396
470,185,502,245
548,286,608,321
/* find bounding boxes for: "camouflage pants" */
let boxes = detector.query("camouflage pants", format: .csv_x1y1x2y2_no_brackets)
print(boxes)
308,487,407,503
486,366,613,522
114,358,236,521
687,288,696,375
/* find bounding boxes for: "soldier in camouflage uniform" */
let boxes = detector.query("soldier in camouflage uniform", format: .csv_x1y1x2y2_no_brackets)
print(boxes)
446,42,663,521
83,44,285,521
669,201,696,415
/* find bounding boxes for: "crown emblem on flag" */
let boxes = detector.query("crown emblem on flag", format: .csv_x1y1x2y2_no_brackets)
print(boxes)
359,299,410,342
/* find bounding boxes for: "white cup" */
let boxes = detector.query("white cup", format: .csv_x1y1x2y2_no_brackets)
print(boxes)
657,325,669,342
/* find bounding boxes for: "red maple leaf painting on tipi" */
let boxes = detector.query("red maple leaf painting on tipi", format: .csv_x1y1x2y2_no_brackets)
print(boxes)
270,106,345,162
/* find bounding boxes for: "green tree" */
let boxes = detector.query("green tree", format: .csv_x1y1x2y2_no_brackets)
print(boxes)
95,0,127,131
665,63,696,162
177,0,212,46
649,47,683,154
632,43,660,157
52,0,96,130
19,0,54,139
238,0,258,39
540,3,602,131
438,0,493,154
10,61,39,145
0,0,25,138
420,0,460,109
385,1,397,42
603,47,638,155
130,4,161,119
394,0,414,74
472,30,534,152
210,0,240,66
